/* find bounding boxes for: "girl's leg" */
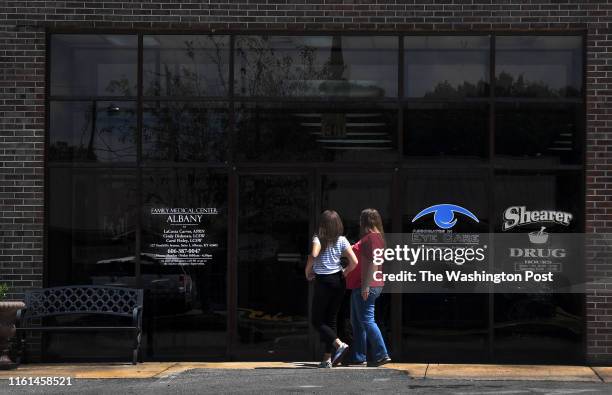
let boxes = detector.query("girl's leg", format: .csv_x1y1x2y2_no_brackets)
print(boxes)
360,287,389,360
327,285,350,366
311,277,339,354
350,289,367,363
323,283,346,354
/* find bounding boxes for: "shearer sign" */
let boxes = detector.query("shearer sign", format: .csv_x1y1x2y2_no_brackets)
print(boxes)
502,206,573,231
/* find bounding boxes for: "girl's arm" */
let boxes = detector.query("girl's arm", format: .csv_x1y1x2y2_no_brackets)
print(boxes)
311,241,321,258
305,254,315,281
361,235,375,300
305,240,320,281
341,246,358,277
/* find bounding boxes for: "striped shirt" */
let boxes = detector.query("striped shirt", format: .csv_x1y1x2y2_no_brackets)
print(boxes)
312,235,351,275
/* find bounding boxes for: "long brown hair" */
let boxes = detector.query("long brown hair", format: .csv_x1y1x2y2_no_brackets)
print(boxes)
317,210,344,252
360,208,384,238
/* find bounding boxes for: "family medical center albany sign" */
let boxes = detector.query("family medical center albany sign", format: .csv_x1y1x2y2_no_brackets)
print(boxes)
375,203,581,294
147,207,221,266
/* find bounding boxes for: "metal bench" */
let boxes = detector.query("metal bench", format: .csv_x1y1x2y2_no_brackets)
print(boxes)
14,286,143,365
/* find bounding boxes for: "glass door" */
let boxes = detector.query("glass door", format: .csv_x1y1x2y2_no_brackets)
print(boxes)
319,171,394,356
236,174,311,360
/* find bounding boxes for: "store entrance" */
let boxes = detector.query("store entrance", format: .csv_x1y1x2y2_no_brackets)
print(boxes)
236,173,312,360
234,169,396,360
318,171,395,355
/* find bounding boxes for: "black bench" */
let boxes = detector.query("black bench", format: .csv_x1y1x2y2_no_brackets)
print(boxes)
13,286,143,364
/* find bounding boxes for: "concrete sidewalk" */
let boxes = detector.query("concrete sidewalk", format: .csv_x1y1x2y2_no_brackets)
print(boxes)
1,362,611,383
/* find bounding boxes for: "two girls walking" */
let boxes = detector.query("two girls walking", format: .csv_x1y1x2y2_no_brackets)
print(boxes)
305,209,391,368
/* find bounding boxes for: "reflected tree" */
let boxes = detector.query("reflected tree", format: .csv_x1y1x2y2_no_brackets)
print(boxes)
232,35,392,97
420,71,579,99
495,71,581,97
423,79,489,99
141,36,230,161
48,101,137,162
143,36,229,97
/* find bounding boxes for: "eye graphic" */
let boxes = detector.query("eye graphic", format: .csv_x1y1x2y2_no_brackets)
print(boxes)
412,204,479,229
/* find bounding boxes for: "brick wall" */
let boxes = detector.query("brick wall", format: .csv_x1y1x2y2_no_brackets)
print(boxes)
2,0,611,363
0,23,45,299
585,23,612,365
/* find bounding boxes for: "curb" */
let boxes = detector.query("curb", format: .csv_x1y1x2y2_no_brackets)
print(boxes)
0,363,609,383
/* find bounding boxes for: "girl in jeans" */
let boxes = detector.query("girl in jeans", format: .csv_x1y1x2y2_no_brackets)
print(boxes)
345,208,391,367
305,210,358,368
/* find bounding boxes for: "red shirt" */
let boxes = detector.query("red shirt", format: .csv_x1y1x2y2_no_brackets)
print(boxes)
346,232,385,290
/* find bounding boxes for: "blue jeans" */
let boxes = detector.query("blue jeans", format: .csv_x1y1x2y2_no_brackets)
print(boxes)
350,287,389,363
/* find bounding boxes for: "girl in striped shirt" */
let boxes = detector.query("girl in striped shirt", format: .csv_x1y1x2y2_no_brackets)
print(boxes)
305,210,358,368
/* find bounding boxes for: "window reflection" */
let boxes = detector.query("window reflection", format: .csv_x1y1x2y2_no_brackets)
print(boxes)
404,36,490,98
493,171,583,363
235,36,398,97
495,36,582,98
321,174,392,241
237,175,310,359
495,102,583,165
51,34,137,97
46,168,138,361
404,102,488,159
142,102,228,162
143,35,230,97
48,168,137,286
235,103,398,162
49,101,137,162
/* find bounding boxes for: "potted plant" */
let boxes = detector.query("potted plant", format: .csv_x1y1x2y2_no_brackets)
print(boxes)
0,283,25,369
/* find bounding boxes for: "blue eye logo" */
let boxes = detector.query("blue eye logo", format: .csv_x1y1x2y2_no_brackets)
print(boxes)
412,204,479,229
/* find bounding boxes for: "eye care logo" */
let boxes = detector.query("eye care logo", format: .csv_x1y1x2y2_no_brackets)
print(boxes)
412,204,479,230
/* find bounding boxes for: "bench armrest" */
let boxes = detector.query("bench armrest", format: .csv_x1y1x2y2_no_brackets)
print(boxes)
132,306,143,329
15,308,27,328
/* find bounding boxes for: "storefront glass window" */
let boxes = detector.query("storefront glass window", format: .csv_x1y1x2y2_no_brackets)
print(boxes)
49,101,137,162
404,36,490,98
235,102,398,162
234,36,398,97
494,102,583,166
493,171,583,363
142,102,229,162
48,168,138,286
51,34,137,97
46,33,586,363
495,36,583,98
403,102,489,160
143,35,230,97
46,168,138,360
401,169,490,361
141,169,228,359
237,175,310,359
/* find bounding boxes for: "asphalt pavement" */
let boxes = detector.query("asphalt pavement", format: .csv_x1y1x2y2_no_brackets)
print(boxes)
2,368,612,394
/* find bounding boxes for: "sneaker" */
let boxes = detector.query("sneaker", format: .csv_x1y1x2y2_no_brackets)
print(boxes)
318,360,332,369
331,343,349,366
367,356,392,367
